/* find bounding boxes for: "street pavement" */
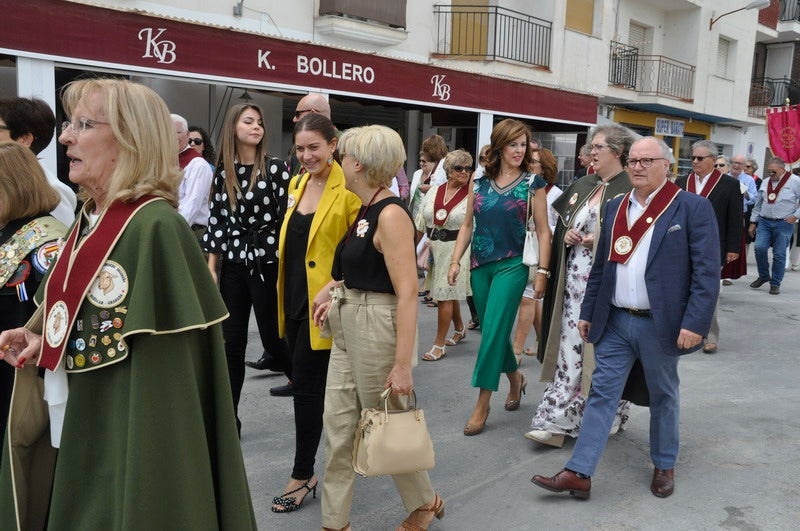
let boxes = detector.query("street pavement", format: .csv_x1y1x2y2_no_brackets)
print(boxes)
239,251,800,530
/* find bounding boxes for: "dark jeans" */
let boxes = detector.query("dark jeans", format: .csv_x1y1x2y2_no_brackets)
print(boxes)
286,317,330,480
220,260,290,431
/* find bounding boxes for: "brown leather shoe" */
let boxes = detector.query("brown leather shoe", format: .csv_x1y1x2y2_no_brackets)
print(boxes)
531,469,590,499
650,468,675,498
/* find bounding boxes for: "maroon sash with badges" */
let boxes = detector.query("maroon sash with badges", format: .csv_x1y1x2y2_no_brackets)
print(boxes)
766,171,791,204
39,196,159,371
432,182,469,226
686,170,722,198
609,181,680,264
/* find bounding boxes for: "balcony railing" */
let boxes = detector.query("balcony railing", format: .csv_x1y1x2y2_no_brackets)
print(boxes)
433,5,551,68
319,0,406,28
749,77,800,117
779,0,800,22
608,42,695,101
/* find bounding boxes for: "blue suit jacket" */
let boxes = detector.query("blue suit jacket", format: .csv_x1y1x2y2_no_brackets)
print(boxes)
580,189,721,356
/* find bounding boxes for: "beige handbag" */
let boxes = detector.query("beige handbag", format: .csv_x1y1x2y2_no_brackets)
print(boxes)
352,387,435,477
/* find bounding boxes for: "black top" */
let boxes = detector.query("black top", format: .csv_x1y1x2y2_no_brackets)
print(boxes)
202,157,291,265
284,211,314,320
332,196,412,294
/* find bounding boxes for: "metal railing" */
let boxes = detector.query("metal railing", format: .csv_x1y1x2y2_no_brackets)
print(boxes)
779,0,800,22
433,5,551,68
749,77,800,117
608,42,695,101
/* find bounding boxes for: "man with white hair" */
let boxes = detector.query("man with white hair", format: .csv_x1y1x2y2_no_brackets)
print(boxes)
172,113,213,240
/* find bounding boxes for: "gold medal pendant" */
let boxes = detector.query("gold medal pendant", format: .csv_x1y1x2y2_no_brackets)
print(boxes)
614,236,633,255
768,192,777,201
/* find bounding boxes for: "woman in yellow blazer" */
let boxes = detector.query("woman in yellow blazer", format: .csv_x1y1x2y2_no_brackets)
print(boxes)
272,114,361,514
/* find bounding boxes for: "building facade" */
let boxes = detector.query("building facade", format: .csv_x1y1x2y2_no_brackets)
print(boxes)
0,0,789,185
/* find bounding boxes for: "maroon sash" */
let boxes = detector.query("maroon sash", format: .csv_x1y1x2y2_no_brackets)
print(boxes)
432,182,468,227
39,196,159,371
687,170,722,198
766,171,791,204
609,181,680,264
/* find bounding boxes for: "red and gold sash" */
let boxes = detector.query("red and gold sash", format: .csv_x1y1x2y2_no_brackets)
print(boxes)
609,181,680,264
686,170,722,198
39,196,159,371
766,171,792,204
432,182,468,227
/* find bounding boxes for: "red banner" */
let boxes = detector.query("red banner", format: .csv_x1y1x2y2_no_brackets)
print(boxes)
767,105,800,164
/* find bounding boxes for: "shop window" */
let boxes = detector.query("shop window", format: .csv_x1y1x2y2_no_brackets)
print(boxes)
565,0,596,35
677,133,706,178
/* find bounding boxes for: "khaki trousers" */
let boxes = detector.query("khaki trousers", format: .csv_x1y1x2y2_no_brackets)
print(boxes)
321,286,434,529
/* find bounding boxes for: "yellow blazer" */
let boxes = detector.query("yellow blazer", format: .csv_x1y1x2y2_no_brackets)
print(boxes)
277,162,361,350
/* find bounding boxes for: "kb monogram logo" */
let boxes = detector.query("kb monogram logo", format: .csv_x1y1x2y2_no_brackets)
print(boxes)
431,74,451,102
138,28,177,65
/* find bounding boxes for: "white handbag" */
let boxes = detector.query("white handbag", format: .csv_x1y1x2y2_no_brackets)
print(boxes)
522,192,539,267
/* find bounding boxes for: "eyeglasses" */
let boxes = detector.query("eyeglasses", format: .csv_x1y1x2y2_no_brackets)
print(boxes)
744,165,754,168
61,118,109,134
188,138,204,146
294,109,316,118
690,155,712,161
451,165,473,173
767,170,778,175
626,157,665,168
589,143,609,151
714,163,728,168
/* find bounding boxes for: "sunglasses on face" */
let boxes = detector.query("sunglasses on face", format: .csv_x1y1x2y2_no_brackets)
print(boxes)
451,165,473,173
188,138,203,146
294,109,316,118
691,155,712,161
714,163,727,168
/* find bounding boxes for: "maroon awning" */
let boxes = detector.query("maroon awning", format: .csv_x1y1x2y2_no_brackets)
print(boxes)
2,0,597,124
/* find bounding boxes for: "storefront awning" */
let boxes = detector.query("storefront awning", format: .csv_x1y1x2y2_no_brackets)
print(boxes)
2,0,597,125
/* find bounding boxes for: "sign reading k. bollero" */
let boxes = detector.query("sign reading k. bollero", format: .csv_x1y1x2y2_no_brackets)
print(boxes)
5,0,596,124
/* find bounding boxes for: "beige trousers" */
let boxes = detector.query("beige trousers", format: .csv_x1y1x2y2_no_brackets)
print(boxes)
321,286,434,529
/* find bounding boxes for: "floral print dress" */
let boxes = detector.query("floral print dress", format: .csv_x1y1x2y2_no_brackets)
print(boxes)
530,203,630,435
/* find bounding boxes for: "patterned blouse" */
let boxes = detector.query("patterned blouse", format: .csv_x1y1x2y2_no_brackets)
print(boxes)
202,157,291,265
471,172,546,269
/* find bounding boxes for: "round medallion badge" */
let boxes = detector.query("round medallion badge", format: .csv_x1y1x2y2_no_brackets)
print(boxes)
88,261,129,308
435,208,448,221
45,301,70,348
768,192,777,201
614,236,633,255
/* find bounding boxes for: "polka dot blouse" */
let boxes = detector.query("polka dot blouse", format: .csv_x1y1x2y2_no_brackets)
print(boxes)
202,158,291,265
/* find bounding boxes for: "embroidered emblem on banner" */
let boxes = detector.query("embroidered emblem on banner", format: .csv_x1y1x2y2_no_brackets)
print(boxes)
46,301,69,348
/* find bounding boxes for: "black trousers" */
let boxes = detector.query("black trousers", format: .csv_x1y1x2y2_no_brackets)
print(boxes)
285,317,330,480
220,260,290,431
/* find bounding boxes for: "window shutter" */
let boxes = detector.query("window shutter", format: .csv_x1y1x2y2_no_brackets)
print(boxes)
628,22,646,47
717,38,730,77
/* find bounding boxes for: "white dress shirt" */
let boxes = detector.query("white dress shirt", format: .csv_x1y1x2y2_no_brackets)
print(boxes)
177,151,213,227
612,183,666,310
694,171,712,196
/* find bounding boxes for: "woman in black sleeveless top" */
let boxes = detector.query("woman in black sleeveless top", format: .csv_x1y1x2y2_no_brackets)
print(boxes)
314,125,443,531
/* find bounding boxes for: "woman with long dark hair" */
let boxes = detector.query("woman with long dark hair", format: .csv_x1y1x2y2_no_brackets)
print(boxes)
203,103,292,434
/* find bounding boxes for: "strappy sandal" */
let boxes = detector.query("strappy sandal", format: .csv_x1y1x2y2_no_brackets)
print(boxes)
445,327,466,346
466,319,479,330
422,344,446,361
397,493,445,530
271,479,317,513
421,295,433,304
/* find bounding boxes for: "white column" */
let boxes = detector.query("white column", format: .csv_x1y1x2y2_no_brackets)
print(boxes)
16,57,57,175
477,112,493,154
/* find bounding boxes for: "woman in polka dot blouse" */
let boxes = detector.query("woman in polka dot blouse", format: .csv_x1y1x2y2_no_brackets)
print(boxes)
203,103,292,434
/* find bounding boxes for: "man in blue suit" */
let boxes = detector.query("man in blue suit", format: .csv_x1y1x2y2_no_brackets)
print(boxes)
532,137,720,500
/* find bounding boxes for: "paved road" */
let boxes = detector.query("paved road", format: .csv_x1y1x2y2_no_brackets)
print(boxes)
239,252,799,530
